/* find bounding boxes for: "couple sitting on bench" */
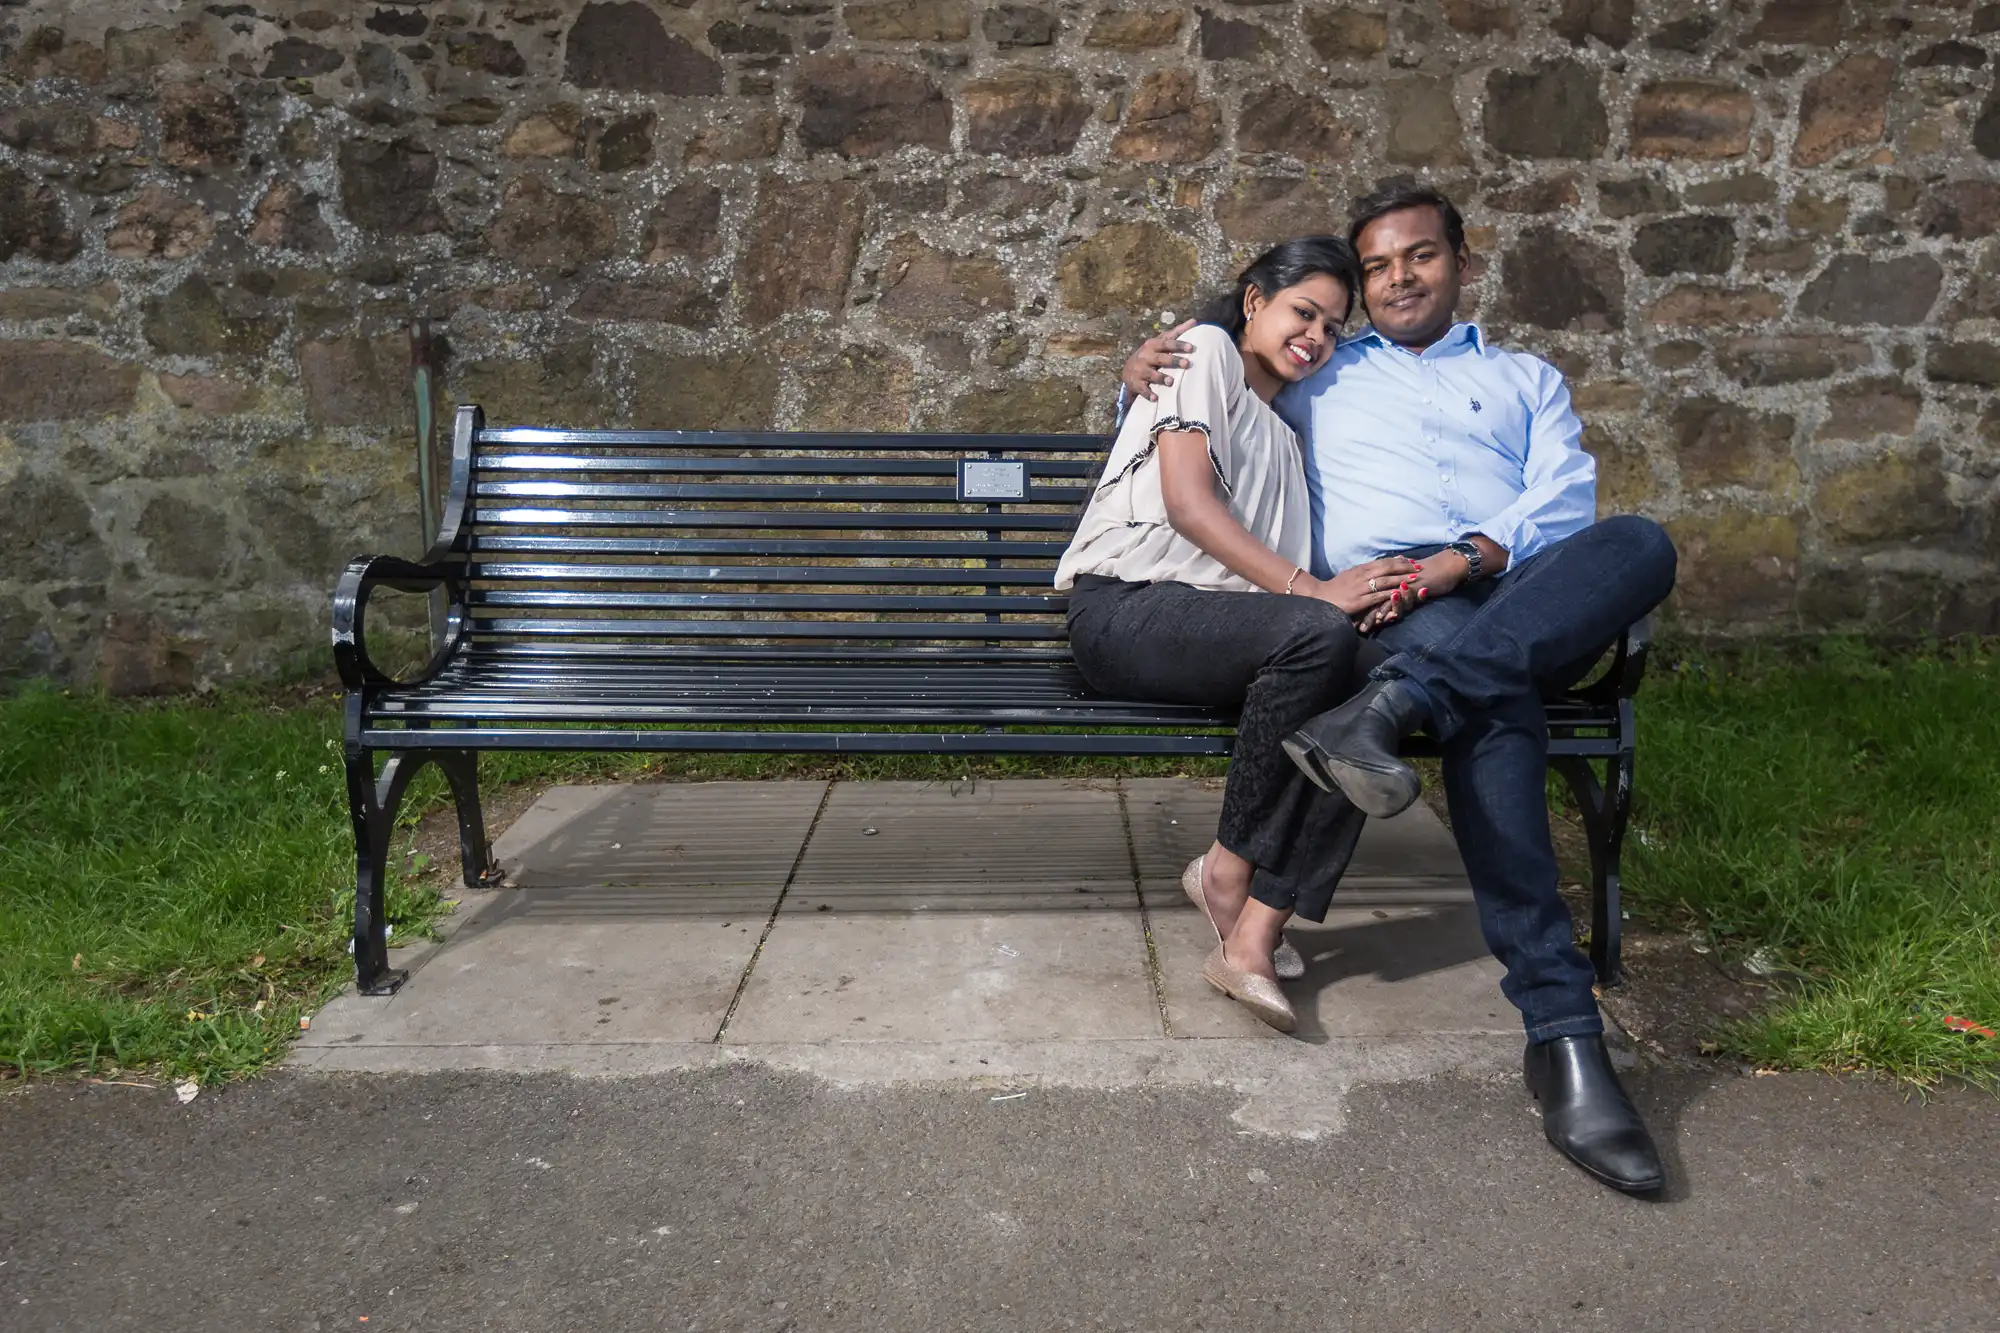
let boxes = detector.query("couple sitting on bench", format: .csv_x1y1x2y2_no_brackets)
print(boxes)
1060,182,1678,1194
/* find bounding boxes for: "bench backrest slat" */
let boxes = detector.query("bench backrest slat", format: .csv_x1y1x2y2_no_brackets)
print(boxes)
453,414,1107,660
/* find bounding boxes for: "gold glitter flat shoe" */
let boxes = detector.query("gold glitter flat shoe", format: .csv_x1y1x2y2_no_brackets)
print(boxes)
1181,855,1305,980
1200,944,1297,1033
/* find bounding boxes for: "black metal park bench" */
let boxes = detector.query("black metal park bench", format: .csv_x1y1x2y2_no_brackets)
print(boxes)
333,406,1649,997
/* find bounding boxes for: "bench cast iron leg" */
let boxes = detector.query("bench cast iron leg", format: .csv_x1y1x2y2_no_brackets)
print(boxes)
345,747,502,995
345,749,408,995
433,749,503,889
1550,699,1635,988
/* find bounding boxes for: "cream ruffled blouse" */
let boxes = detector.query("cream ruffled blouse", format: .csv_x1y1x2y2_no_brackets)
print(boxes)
1055,323,1314,594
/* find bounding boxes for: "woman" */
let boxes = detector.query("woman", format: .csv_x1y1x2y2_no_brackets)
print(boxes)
1056,237,1421,1032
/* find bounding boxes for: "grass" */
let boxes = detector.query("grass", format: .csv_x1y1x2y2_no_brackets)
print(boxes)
1617,638,2000,1086
0,684,1222,1083
1,638,1995,1086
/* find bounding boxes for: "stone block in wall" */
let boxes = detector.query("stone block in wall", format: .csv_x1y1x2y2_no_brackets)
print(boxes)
878,235,1015,322
847,0,973,42
0,166,77,263
1500,228,1622,331
1816,378,1921,442
106,186,214,261
626,354,777,430
1582,427,1655,515
564,2,724,95
950,378,1086,433
738,179,869,326
964,69,1091,157
97,610,201,698
1304,8,1390,61
1111,70,1221,164
158,81,242,169
1795,254,1944,327
796,55,952,158
1671,398,1800,492
247,182,334,252
1792,56,1894,168
1201,10,1278,61
1629,81,1753,160
1086,9,1187,50
1483,62,1607,159
486,177,618,266
140,277,281,358
0,594,56,685
1444,1,1517,38
1813,446,1954,545
1237,86,1353,161
0,473,108,582
569,278,723,326
300,335,413,429
1926,342,2000,389
1647,285,1784,329
685,112,785,167
1385,76,1470,168
338,135,440,234
1629,215,1734,276
453,345,605,425
1215,176,1341,250
1717,335,1872,388
0,342,139,422
137,497,231,582
986,4,1058,46
1918,181,2000,241
798,347,917,431
1665,511,1799,622
1486,174,1581,215
1056,222,1199,316
1748,0,1841,47
642,184,724,263
1597,176,1678,218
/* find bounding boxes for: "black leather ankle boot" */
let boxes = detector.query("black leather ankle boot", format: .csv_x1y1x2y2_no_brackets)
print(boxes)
1523,1035,1664,1194
1280,677,1428,817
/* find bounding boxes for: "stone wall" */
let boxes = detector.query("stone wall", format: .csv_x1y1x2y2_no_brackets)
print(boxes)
1,0,1997,689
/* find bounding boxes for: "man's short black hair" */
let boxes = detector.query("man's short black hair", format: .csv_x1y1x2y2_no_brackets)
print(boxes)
1346,182,1467,257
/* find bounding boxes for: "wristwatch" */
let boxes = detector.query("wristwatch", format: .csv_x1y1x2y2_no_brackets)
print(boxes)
1446,539,1485,582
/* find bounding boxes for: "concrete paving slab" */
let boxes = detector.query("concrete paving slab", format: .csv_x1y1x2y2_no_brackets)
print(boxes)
725,909,1162,1042
1122,776,1472,901
788,778,1135,912
1148,886,1512,1040
297,782,827,1053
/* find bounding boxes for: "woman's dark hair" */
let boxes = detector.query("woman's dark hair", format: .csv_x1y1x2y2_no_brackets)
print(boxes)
1346,181,1466,256
1194,235,1362,339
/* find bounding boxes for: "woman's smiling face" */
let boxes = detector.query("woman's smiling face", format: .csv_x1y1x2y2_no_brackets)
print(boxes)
1240,273,1351,384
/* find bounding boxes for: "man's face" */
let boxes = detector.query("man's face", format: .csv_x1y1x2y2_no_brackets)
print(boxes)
1354,205,1469,349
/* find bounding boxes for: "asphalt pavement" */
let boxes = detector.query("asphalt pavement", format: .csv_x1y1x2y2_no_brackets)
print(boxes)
3,1064,1993,1332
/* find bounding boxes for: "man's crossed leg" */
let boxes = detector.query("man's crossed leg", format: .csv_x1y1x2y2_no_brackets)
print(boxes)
1286,515,1678,1191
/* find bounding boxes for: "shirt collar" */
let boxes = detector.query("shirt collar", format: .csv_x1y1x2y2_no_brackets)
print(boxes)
1344,322,1485,356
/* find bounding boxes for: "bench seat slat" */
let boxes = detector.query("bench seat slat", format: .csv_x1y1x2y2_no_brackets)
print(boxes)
468,562,1062,586
473,590,1065,613
469,618,1069,640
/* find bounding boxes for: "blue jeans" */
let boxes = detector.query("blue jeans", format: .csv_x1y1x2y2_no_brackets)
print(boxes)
1367,516,1678,1042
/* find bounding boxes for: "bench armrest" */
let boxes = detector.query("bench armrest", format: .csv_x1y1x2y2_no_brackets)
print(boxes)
1567,615,1652,707
331,554,467,690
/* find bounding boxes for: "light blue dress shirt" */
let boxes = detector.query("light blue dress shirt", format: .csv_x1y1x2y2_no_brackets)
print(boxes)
1274,323,1597,579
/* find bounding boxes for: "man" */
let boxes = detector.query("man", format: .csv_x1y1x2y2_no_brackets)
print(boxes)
1121,183,1677,1193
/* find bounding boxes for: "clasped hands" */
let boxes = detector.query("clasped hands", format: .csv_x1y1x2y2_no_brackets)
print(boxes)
1291,551,1475,633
